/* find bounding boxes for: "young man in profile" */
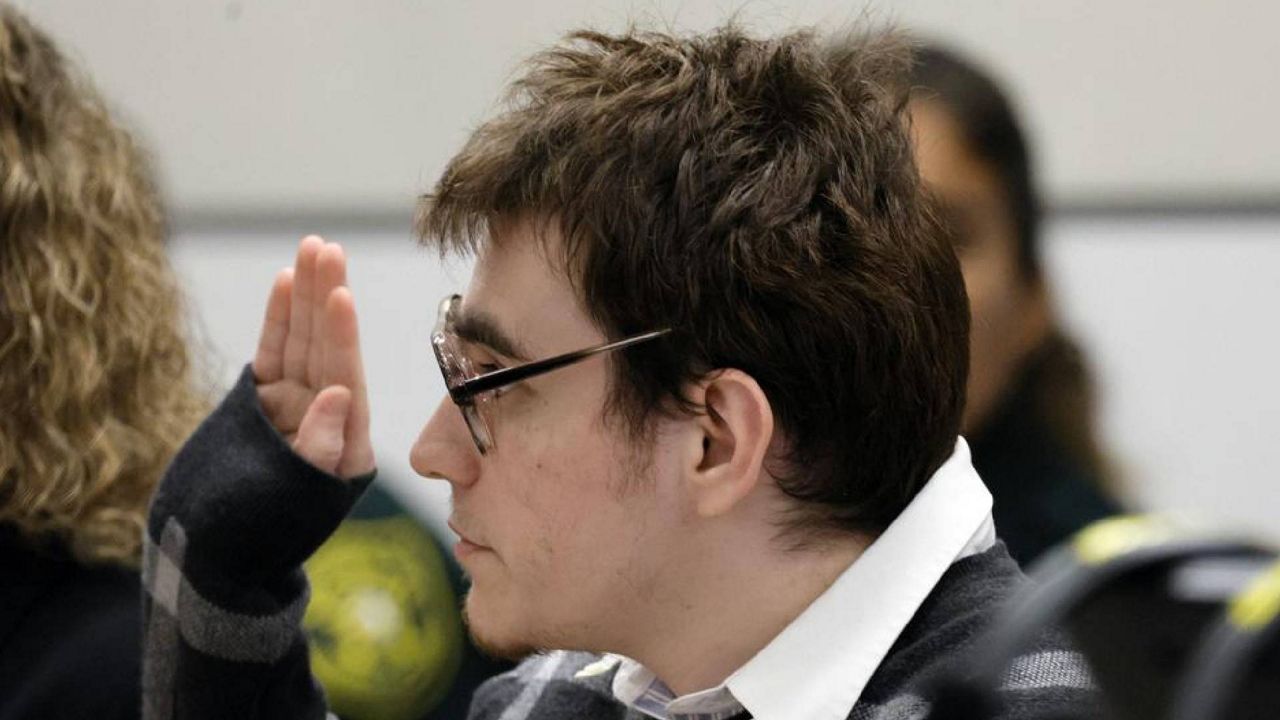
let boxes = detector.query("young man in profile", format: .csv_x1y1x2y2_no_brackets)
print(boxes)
144,25,1095,720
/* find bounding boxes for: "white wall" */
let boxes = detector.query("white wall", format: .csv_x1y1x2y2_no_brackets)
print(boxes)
1044,216,1280,542
22,0,1280,213
169,216,1280,545
17,0,1279,541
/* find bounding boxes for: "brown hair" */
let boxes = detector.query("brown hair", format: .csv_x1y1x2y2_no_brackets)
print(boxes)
419,26,969,538
0,5,209,566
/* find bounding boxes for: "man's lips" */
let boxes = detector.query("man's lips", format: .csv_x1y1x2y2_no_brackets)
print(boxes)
448,518,492,555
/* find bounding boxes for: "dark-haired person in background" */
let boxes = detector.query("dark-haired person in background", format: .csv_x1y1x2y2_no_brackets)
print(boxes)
143,26,1098,719
908,45,1122,566
0,4,210,718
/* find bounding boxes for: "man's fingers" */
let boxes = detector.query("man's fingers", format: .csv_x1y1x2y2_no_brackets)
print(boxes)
322,287,376,478
252,268,293,384
292,385,352,476
309,242,348,388
257,238,368,478
283,236,323,383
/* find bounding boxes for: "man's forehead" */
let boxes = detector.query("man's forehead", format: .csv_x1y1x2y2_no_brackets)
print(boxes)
467,233,563,317
458,228,602,356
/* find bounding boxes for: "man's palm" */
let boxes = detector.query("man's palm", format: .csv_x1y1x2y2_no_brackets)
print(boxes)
252,237,375,479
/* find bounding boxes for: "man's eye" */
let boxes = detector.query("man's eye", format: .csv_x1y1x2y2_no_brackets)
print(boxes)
477,362,504,374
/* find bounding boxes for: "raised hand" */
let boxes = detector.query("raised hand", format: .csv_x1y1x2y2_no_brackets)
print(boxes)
252,236,375,479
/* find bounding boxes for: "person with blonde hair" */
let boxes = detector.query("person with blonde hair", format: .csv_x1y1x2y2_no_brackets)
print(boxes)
0,4,208,718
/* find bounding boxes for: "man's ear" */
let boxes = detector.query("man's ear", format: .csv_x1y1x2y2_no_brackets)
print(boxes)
682,369,774,518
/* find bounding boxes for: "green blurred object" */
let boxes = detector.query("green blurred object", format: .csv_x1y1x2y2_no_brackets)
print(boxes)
304,484,465,720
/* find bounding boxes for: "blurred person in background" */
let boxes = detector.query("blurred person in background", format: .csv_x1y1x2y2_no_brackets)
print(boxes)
0,4,209,718
908,44,1121,565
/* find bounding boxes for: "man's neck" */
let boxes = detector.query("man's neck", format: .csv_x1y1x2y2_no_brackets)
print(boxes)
620,528,870,697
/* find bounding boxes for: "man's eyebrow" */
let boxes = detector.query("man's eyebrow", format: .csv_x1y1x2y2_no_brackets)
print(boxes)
452,310,533,362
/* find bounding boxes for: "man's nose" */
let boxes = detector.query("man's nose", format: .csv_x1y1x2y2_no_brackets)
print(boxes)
409,399,479,488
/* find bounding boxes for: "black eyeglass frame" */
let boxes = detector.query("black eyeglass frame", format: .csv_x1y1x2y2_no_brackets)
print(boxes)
431,294,670,453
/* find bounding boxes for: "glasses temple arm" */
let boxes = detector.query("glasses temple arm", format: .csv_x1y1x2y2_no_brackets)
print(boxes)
459,329,670,397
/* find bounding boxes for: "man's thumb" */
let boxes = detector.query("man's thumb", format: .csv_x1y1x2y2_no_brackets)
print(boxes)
292,385,352,475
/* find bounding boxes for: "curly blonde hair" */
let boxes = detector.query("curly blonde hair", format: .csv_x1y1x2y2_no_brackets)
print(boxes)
0,5,209,566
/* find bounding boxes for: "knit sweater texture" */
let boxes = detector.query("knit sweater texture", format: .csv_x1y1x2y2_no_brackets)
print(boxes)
142,367,1098,719
466,544,1098,720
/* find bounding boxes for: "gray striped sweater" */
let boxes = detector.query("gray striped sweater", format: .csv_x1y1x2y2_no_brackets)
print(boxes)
142,367,1097,720
466,545,1099,720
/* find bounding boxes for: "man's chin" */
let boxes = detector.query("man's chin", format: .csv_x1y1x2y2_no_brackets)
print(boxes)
462,593,541,662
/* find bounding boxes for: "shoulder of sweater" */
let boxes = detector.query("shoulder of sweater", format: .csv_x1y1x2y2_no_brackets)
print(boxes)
863,543,1027,697
855,544,1100,718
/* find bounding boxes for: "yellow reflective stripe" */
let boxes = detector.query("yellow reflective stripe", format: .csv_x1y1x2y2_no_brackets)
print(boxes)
1072,515,1179,566
1229,561,1280,631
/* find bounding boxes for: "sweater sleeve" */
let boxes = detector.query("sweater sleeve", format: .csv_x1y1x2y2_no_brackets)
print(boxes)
142,365,373,720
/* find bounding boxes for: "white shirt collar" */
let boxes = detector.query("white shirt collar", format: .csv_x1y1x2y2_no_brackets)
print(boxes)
611,438,995,720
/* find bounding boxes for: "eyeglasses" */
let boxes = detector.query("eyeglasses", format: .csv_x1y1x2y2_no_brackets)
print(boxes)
431,294,670,454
